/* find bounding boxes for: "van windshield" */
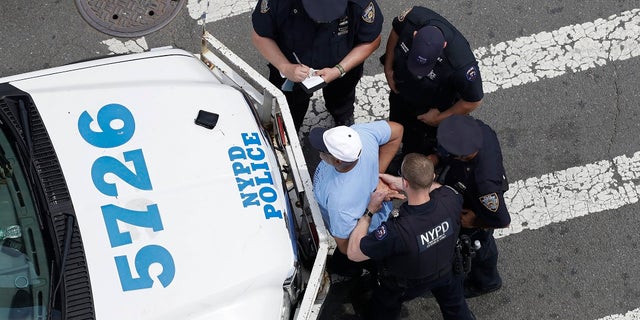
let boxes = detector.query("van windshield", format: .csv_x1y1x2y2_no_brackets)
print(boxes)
0,126,53,319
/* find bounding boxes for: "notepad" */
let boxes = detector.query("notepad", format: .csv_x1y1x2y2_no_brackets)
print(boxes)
301,74,327,94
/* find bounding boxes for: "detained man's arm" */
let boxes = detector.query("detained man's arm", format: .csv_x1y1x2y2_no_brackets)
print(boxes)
251,30,310,82
417,99,482,126
315,35,382,83
379,121,403,173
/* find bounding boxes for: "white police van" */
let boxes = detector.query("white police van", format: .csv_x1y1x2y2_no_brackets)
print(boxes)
0,31,332,319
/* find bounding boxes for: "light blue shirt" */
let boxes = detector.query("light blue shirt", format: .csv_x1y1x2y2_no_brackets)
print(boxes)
313,121,393,239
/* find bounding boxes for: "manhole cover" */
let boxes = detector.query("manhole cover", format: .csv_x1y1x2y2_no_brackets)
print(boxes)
75,0,187,38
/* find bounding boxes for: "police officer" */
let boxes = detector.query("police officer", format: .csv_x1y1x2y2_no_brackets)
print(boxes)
382,6,483,158
436,114,511,298
347,153,475,320
251,0,383,131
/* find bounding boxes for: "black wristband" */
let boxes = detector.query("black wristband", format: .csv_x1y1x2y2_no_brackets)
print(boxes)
363,208,374,218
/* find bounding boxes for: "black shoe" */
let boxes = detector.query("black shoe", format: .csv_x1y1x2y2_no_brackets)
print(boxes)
464,280,502,298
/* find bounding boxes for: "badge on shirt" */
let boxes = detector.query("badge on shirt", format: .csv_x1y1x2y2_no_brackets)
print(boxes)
374,224,387,240
397,7,412,22
465,65,478,81
362,2,375,23
260,0,270,13
479,192,499,212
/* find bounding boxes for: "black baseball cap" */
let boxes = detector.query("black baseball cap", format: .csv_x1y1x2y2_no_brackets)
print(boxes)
437,115,483,157
301,0,347,23
407,26,445,77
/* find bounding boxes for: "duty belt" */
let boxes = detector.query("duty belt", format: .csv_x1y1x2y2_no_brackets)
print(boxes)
379,265,452,289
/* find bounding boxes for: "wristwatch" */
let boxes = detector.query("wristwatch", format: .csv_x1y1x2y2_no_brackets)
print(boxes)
363,208,374,218
335,63,346,78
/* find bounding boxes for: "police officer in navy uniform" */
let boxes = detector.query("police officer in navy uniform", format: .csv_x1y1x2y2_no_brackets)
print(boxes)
347,153,475,320
436,114,511,298
251,0,383,131
382,6,483,159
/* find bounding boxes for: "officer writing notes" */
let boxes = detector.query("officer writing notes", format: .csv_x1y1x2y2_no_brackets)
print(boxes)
436,114,511,298
252,0,383,131
348,153,475,320
383,6,483,158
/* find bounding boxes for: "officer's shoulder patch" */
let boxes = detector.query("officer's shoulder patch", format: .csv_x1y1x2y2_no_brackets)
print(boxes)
390,208,400,218
361,2,375,23
479,192,499,212
260,0,270,13
374,224,387,240
465,65,478,81
397,7,412,22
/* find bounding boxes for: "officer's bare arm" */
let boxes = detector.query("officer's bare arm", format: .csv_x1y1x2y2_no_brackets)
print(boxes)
347,214,371,262
418,98,482,126
340,35,382,74
439,99,482,120
316,35,382,82
251,30,310,82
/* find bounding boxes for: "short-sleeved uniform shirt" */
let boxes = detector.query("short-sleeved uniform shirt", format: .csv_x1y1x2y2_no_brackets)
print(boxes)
441,119,511,228
391,6,483,111
313,121,392,239
360,186,462,279
252,0,383,69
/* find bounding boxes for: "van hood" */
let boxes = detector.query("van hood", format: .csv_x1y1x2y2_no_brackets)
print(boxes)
6,50,294,319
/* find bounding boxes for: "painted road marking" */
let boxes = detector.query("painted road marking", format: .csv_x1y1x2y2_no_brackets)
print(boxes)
496,151,640,238
597,307,640,320
186,0,256,23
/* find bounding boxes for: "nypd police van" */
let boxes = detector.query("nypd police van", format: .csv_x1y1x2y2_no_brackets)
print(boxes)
0,31,331,319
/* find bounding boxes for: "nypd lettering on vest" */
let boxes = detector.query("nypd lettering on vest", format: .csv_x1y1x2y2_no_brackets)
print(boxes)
416,219,453,252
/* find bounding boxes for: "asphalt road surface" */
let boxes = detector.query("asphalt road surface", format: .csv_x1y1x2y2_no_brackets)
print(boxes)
1,1,640,319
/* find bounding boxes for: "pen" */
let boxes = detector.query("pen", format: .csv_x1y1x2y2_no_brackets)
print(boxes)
292,52,302,65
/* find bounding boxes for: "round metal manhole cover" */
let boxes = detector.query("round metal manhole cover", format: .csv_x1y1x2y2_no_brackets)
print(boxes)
75,0,187,38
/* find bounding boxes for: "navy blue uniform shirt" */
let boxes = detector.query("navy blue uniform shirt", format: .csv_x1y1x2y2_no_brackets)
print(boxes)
252,0,383,68
391,6,483,110
441,120,511,228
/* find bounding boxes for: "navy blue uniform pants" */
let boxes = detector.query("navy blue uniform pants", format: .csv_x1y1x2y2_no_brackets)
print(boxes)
268,64,364,131
388,91,439,156
366,272,475,320
465,228,502,290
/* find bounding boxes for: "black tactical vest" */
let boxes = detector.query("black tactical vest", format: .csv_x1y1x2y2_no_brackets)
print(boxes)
382,191,460,279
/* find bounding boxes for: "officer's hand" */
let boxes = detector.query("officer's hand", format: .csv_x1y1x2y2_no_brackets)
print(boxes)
379,173,402,191
384,189,405,202
460,209,477,228
368,189,388,213
284,63,312,82
315,67,340,83
417,109,441,126
384,70,399,93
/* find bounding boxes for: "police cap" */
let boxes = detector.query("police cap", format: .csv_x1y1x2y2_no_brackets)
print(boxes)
437,115,483,157
302,0,348,23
